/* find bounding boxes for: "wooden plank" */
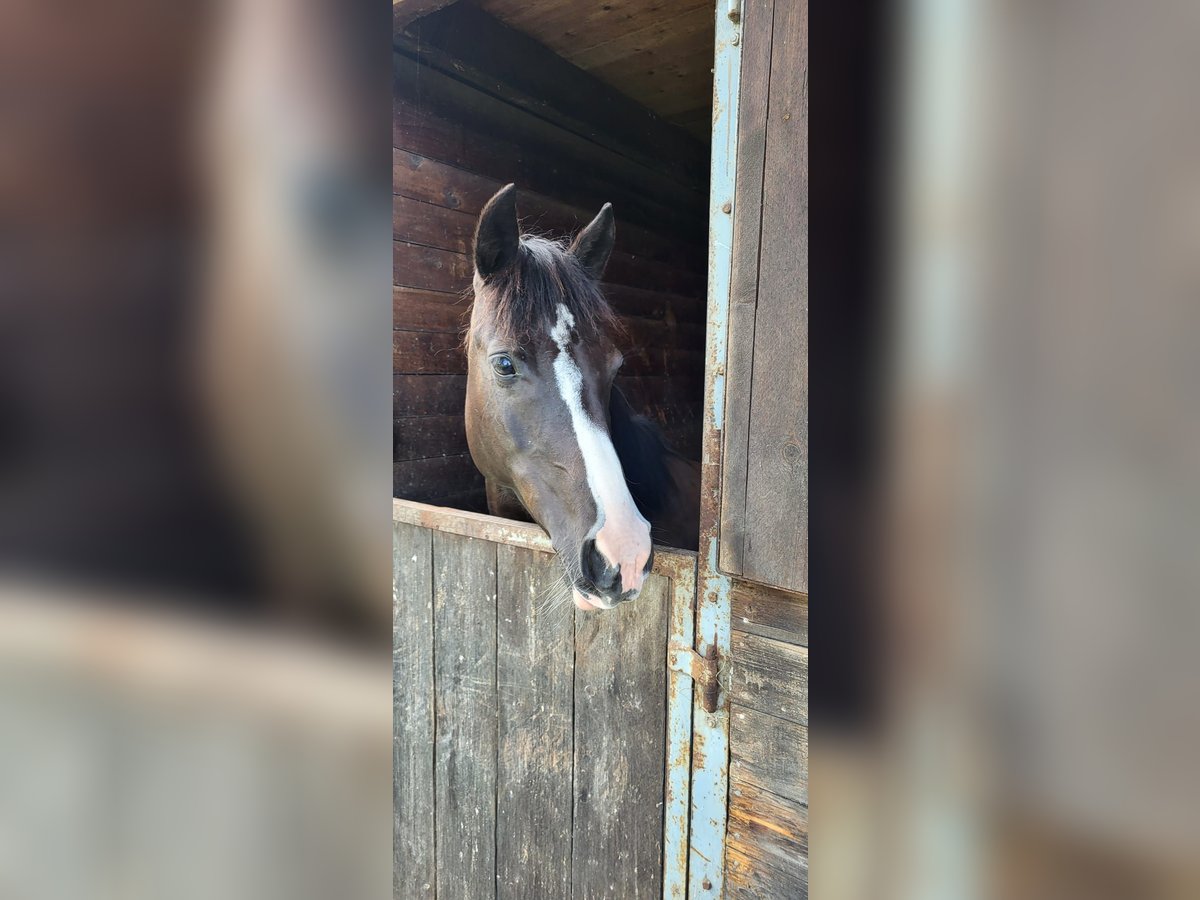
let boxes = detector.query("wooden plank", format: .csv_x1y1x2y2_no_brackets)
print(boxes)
726,779,808,900
393,521,435,899
740,0,808,593
730,631,808,726
394,374,466,417
394,414,470,461
392,54,706,238
393,453,482,501
393,0,458,30
393,329,466,374
732,581,808,647
572,574,670,899
400,4,708,188
729,704,807,807
394,239,472,293
432,531,498,900
720,0,776,576
394,193,475,252
568,1,714,69
496,545,575,899
393,149,704,270
394,286,471,334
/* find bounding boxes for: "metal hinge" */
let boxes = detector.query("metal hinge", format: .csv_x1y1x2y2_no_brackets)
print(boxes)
669,641,723,714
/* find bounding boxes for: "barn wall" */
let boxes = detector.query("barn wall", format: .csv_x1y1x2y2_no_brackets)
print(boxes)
719,0,810,894
393,6,710,511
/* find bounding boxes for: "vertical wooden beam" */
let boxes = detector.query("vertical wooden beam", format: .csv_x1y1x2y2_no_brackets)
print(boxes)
394,520,436,898
433,530,498,900
495,545,574,899
572,575,670,899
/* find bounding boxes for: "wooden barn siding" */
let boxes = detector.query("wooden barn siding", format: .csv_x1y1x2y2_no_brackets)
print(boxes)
393,8,709,509
727,581,809,900
720,0,809,596
393,509,682,899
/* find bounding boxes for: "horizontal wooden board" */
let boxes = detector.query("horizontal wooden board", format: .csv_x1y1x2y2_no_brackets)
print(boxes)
726,779,808,900
392,62,705,238
394,240,472,293
393,414,469,461
393,329,466,374
394,374,466,417
393,150,703,270
730,631,808,726
393,286,470,334
393,193,474,252
400,4,707,188
394,453,483,501
730,704,808,807
733,581,808,647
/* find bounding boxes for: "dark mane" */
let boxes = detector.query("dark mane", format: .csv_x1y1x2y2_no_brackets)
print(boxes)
609,384,675,526
474,235,619,343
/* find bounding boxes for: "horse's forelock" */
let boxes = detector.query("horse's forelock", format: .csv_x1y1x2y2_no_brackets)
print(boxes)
474,236,618,346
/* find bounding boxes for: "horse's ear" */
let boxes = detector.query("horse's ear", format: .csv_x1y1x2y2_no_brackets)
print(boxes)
569,203,615,280
474,184,520,278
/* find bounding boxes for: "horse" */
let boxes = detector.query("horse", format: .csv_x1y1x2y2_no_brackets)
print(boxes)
465,184,701,612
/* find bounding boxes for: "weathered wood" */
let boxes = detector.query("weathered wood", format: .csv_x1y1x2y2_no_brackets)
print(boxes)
729,704,808,807
393,329,466,375
721,0,776,575
394,453,482,501
394,374,466,417
393,150,703,270
726,779,808,900
741,0,809,593
394,193,475,252
394,413,470,461
432,531,498,900
496,545,575,899
572,574,670,899
400,4,708,188
730,631,808,726
732,581,808,647
720,0,809,594
393,53,705,238
474,0,714,135
393,521,435,898
394,239,472,293
393,286,471,334
393,0,458,30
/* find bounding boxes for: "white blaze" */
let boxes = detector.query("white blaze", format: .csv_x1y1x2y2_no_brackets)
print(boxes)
550,304,650,592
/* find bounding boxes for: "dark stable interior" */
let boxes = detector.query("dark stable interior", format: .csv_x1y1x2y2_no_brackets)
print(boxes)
392,2,714,516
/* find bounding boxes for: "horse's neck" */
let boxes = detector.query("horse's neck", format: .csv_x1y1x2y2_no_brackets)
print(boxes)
608,387,675,520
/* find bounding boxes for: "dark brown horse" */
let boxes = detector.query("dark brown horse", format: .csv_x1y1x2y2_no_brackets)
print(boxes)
465,185,700,611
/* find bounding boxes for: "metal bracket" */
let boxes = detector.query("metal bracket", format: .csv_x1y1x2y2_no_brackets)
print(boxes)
727,0,741,23
669,641,722,714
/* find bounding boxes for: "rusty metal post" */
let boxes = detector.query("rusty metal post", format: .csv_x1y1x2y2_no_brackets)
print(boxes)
688,1,742,896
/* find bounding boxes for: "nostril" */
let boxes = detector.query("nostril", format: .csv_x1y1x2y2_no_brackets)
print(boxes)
580,539,620,594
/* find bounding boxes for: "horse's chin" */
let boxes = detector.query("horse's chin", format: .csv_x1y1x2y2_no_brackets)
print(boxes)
572,588,614,611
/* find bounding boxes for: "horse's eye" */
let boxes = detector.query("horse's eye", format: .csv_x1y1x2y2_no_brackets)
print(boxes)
491,354,517,378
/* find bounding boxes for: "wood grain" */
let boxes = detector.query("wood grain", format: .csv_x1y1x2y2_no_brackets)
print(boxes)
572,574,670,899
732,581,808,647
741,0,808,593
393,521,435,898
393,329,466,375
730,631,808,726
730,704,808,807
394,414,470,461
726,779,808,900
432,531,498,900
394,453,483,501
393,286,471,335
394,374,466,417
720,0,776,575
496,545,575,899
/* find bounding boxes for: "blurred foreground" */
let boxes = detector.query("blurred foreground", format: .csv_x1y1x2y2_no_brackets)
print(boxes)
814,2,1200,898
0,0,390,897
